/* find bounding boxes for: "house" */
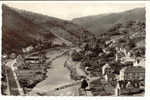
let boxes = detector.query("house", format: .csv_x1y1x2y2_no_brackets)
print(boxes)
52,38,64,46
121,48,131,57
102,64,114,82
115,47,131,58
102,48,111,54
16,69,40,80
102,64,111,75
124,66,145,81
22,46,34,53
24,53,40,63
24,53,46,65
2,54,8,59
27,63,45,70
118,67,127,81
85,50,93,57
116,61,133,81
106,40,116,48
133,58,145,68
15,55,26,69
85,67,91,77
16,55,24,62
116,66,145,88
24,57,40,64
15,54,44,69
9,53,17,59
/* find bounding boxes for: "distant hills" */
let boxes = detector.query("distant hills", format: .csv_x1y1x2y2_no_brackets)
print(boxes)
2,5,94,54
73,7,145,55
72,8,145,36
2,5,145,54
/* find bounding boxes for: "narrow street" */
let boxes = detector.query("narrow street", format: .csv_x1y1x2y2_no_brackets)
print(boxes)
6,67,20,95
5,59,24,95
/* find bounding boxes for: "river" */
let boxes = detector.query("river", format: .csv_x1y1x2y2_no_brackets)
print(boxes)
29,49,79,96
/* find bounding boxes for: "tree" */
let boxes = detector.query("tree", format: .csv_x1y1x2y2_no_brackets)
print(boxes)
71,50,83,61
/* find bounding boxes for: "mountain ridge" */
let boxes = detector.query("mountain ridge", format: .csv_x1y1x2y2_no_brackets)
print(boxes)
72,8,145,36
2,5,94,54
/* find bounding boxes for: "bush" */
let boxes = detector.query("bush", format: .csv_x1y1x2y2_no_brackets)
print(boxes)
71,51,82,61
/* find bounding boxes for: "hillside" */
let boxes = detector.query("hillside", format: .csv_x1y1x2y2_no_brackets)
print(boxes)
72,8,145,36
2,5,94,54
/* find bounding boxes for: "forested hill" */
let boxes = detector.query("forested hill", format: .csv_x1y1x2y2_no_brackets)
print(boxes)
72,8,145,36
2,5,94,54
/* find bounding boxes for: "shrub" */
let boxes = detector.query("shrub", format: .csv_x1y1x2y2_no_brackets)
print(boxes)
71,51,82,61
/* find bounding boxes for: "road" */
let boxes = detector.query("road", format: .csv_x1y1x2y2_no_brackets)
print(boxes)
5,59,24,95
6,67,20,95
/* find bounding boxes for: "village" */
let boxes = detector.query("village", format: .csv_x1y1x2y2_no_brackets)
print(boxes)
1,3,146,96
70,37,145,96
1,39,68,95
1,17,145,96
1,34,145,96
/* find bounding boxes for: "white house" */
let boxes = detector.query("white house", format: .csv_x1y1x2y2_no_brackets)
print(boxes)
118,67,127,81
102,64,111,75
52,38,64,46
22,46,34,53
133,58,145,68
2,54,8,59
114,81,121,96
102,64,114,82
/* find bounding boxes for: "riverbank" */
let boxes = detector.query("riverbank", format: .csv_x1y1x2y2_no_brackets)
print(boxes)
16,47,70,95
65,51,93,96
28,48,77,96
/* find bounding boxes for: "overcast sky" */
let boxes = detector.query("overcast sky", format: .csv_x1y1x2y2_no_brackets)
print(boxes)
5,3,145,20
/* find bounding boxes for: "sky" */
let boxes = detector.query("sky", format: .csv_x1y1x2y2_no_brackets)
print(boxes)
5,3,145,20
